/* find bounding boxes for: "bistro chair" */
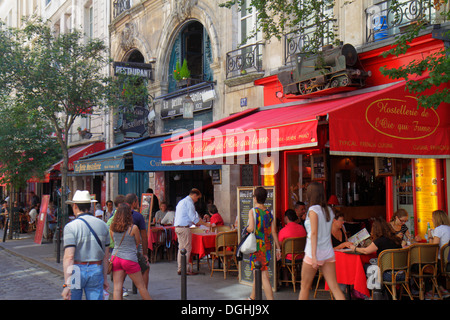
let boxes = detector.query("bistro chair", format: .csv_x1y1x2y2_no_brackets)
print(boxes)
150,228,166,263
409,243,442,300
377,247,413,300
440,243,449,289
313,270,334,299
280,237,306,292
210,230,238,279
211,225,231,233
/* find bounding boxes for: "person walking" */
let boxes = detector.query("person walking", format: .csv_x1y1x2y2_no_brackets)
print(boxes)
247,186,281,300
298,182,346,300
174,188,207,275
110,203,152,300
61,190,110,300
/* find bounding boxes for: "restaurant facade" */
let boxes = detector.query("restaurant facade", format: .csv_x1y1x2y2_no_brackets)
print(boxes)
161,29,450,239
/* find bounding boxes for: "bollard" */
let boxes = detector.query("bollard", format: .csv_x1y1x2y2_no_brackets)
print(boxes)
181,248,187,300
254,261,262,300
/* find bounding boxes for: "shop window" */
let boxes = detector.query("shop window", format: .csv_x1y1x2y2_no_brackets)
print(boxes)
286,152,312,209
168,21,213,92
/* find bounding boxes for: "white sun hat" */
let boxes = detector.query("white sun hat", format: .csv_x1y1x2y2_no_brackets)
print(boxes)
66,190,98,204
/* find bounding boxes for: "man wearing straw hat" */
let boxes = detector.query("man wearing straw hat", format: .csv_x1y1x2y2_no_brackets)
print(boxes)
61,190,110,300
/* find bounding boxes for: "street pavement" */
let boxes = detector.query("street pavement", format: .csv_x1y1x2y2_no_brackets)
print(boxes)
0,229,332,301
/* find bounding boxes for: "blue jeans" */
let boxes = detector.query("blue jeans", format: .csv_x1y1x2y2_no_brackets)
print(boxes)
70,263,104,300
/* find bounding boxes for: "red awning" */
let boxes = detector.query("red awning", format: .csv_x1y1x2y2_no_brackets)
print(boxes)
51,141,105,172
329,81,450,158
161,80,450,164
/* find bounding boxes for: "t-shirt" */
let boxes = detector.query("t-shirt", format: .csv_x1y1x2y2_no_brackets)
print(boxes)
278,222,307,260
160,211,175,225
434,225,450,258
63,213,110,262
304,205,335,261
210,213,224,226
373,236,401,256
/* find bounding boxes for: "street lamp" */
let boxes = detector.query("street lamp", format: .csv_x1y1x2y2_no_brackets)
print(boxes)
182,94,194,118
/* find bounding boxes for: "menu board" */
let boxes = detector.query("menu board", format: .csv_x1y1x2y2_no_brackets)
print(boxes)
414,159,438,238
140,193,154,229
237,186,276,291
34,195,50,245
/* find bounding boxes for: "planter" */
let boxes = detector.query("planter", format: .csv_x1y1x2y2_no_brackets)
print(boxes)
176,78,203,89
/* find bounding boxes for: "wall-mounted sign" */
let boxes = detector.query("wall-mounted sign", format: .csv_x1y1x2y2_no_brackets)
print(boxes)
113,61,153,80
118,106,149,137
161,86,215,119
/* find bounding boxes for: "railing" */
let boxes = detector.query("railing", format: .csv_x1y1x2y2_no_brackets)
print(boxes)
284,20,335,65
365,0,444,43
225,43,264,79
113,0,132,19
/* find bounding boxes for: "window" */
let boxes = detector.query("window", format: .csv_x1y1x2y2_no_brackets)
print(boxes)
239,0,261,46
167,21,213,92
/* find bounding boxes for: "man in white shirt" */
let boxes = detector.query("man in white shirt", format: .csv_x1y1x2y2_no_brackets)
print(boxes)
28,203,39,224
174,188,206,275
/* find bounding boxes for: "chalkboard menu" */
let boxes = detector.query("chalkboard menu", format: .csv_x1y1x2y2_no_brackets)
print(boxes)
237,186,276,291
374,157,395,177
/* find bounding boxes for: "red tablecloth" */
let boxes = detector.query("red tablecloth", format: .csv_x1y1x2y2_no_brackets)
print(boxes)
148,226,176,251
191,233,216,259
325,250,376,297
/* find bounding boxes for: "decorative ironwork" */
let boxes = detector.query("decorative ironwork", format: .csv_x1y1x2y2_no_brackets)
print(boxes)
284,20,335,66
225,43,264,79
365,0,444,43
113,0,132,19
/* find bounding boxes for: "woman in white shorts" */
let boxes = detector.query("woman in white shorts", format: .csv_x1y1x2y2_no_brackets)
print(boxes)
299,182,345,300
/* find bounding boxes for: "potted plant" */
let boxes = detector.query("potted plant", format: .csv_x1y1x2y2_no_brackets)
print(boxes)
174,59,192,88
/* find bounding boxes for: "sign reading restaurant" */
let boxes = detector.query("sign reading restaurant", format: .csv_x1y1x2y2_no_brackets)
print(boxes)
113,61,153,80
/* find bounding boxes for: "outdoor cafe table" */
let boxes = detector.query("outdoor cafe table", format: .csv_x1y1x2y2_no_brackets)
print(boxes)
148,226,176,251
190,232,217,270
325,250,376,298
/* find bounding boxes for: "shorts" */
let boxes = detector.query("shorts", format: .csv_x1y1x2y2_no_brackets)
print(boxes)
303,255,335,266
112,256,141,274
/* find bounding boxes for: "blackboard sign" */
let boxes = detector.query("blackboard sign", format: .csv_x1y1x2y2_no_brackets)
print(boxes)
237,186,276,291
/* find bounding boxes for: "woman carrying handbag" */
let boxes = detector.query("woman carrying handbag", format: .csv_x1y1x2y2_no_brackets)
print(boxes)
246,187,281,300
109,203,152,300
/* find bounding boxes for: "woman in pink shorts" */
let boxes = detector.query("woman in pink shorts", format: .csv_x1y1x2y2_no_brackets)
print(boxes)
110,203,152,300
298,182,345,300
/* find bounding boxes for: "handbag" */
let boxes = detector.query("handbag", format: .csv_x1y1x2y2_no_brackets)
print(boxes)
239,208,257,255
107,230,127,274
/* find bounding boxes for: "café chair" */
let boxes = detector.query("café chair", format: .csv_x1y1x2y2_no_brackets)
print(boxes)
211,225,231,233
150,228,166,263
210,230,238,279
313,270,334,299
190,227,205,234
280,237,306,292
409,243,442,300
440,243,449,289
377,247,413,300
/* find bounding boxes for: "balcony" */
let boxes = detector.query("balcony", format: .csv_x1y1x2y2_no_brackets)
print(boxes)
113,0,132,19
284,20,335,65
365,0,446,43
225,43,264,86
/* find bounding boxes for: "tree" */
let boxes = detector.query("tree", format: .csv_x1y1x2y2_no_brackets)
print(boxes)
379,0,450,109
0,19,149,223
221,0,449,108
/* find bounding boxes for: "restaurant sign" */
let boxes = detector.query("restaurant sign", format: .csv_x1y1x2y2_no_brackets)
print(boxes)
113,61,153,80
161,86,215,119
74,158,125,173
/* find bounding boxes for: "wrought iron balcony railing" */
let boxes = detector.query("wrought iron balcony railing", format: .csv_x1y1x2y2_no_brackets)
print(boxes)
225,43,264,79
365,0,446,43
284,20,335,65
113,0,132,19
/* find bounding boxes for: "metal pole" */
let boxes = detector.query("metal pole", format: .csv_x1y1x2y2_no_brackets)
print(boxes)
2,218,9,242
254,261,262,300
181,248,187,300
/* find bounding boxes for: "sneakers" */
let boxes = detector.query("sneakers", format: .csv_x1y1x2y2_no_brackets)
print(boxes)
122,288,128,297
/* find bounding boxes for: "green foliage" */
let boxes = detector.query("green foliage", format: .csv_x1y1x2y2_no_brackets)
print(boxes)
173,60,182,80
180,59,191,79
379,0,450,109
219,0,338,53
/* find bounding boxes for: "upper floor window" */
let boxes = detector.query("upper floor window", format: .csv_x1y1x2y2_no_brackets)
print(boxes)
239,0,262,46
168,21,213,92
365,0,445,43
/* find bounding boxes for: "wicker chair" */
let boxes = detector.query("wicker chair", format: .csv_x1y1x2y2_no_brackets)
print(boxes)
440,243,449,290
409,243,442,300
280,237,306,292
377,247,413,300
210,230,238,279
